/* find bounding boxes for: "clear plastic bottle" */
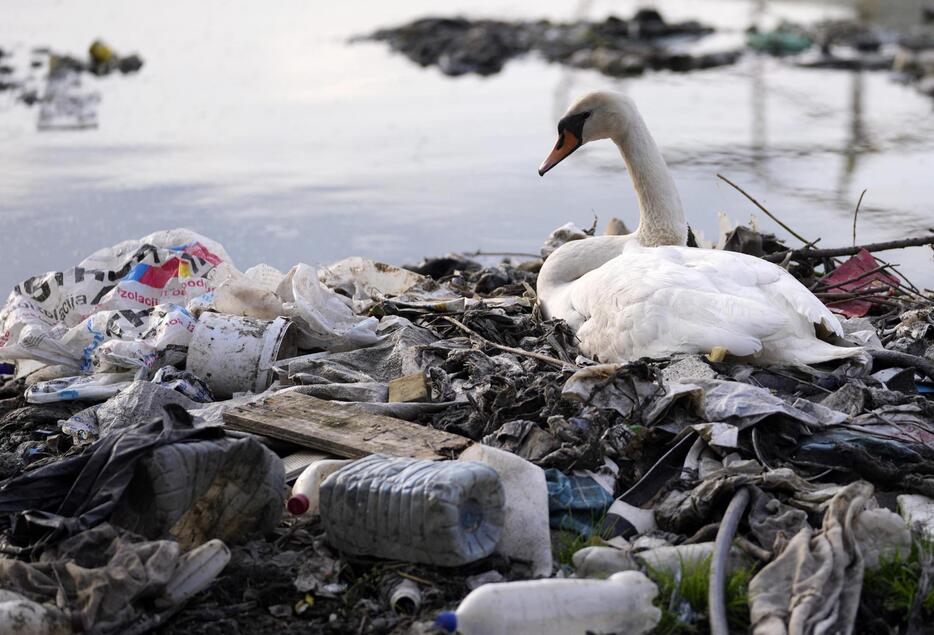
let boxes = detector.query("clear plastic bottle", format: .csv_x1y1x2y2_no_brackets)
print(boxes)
319,454,505,566
435,571,661,635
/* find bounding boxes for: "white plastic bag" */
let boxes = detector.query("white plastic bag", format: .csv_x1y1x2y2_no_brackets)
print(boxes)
0,229,230,371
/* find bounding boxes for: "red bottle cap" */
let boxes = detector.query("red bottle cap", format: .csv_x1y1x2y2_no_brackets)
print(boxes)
287,494,309,515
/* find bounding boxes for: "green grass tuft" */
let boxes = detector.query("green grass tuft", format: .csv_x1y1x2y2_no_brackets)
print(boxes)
646,555,753,635
554,523,609,568
860,534,934,627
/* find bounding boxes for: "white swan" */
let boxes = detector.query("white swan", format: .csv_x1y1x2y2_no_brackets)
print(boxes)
536,91,861,366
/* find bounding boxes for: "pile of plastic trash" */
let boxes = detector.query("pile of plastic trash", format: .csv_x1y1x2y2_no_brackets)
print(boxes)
1,223,933,634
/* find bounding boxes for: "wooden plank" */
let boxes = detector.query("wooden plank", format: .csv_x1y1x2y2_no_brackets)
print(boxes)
223,392,469,461
388,372,429,403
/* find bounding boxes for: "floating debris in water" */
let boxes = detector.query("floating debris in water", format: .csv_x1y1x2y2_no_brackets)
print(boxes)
364,11,740,78
0,39,143,130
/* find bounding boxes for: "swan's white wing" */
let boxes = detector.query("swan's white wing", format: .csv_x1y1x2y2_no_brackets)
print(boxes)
568,244,845,362
663,246,844,338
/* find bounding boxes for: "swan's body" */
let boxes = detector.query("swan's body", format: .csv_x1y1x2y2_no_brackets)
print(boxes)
536,91,860,365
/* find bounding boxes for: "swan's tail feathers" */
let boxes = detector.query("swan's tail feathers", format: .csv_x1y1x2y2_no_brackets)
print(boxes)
765,339,865,366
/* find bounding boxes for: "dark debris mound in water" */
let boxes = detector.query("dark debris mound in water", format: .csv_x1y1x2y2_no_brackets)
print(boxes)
366,11,738,78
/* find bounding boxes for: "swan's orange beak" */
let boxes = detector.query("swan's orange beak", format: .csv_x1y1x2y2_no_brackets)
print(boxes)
539,130,582,176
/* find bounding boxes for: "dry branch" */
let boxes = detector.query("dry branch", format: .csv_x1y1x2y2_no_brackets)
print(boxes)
763,234,934,263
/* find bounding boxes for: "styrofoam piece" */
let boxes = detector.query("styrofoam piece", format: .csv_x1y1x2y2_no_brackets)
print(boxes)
435,571,660,635
855,506,912,569
898,494,934,539
187,313,297,398
459,444,553,577
287,458,353,515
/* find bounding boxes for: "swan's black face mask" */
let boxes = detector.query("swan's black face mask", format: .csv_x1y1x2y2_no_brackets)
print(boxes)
539,111,590,176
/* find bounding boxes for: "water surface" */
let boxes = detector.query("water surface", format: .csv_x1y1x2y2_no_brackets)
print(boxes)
1,0,932,292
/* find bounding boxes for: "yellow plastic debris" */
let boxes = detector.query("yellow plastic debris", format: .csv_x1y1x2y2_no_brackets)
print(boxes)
706,346,728,363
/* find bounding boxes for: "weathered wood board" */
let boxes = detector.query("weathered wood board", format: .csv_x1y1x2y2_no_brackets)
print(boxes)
224,392,469,460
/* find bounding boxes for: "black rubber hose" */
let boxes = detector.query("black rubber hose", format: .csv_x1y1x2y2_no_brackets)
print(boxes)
709,486,751,635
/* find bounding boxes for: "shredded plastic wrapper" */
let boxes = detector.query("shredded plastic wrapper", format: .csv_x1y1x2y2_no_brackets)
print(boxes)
0,229,232,373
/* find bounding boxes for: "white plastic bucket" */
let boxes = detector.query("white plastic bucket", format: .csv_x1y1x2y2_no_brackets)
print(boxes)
187,313,298,398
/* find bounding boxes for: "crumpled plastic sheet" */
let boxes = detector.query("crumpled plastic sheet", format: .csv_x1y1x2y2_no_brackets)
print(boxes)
748,481,911,635
653,458,844,534
278,384,455,420
277,263,379,352
0,404,280,549
150,366,214,403
0,523,225,635
647,378,832,431
792,401,934,487
561,363,666,423
540,222,589,258
63,380,203,440
281,315,440,384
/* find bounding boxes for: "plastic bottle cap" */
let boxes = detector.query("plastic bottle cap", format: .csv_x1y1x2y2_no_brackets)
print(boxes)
435,612,457,633
287,494,309,515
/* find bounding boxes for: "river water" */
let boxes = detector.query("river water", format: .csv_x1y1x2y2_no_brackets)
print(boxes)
1,0,932,292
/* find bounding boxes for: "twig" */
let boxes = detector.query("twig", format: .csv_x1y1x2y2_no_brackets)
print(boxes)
717,173,815,246
397,571,434,586
735,536,771,562
683,523,720,545
873,255,926,297
810,263,892,292
466,250,540,259
763,233,934,263
852,189,867,246
814,291,897,302
441,316,572,369
821,294,902,308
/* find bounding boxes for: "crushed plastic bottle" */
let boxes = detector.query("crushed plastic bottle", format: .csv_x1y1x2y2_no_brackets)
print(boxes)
319,454,505,566
435,571,661,635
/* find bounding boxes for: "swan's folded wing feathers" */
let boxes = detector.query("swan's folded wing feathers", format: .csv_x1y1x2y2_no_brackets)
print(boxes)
659,246,844,337
573,251,790,360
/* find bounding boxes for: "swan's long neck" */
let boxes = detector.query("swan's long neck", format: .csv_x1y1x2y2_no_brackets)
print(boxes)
610,107,687,247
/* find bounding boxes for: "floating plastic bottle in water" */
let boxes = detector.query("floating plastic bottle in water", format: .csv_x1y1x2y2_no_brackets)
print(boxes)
319,454,505,566
435,571,661,635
